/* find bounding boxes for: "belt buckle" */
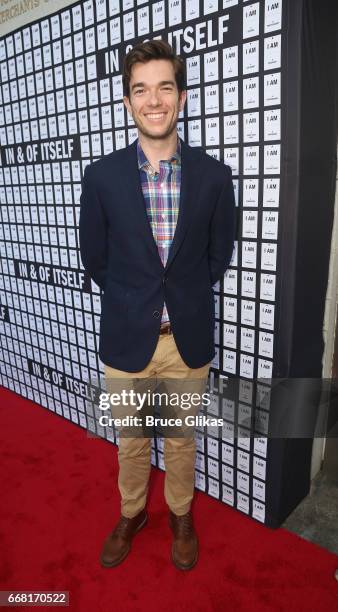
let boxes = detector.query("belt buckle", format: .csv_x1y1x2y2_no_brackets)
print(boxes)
160,322,171,335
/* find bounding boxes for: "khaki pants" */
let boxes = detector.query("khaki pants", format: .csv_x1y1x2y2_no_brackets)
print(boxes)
104,334,211,518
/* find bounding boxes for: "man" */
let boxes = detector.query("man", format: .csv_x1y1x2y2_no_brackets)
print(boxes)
79,40,235,570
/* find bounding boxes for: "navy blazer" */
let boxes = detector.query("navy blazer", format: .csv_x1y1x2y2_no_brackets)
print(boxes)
79,137,236,372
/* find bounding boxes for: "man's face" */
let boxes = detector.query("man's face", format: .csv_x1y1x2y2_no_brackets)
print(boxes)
123,59,186,140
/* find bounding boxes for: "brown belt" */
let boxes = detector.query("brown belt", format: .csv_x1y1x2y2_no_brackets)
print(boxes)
159,322,172,335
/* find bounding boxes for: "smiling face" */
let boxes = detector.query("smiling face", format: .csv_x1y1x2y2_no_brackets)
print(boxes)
123,59,186,141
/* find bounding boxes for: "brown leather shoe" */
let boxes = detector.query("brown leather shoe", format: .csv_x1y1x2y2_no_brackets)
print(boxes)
169,510,198,570
100,509,147,568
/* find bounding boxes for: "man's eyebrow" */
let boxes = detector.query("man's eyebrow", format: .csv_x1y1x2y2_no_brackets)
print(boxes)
131,80,175,90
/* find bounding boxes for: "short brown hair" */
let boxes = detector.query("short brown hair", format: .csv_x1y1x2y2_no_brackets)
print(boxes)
122,40,185,98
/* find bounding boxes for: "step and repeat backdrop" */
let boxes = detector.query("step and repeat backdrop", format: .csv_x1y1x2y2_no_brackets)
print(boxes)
0,0,284,525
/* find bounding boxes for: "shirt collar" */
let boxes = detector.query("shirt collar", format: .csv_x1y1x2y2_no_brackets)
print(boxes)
137,136,181,171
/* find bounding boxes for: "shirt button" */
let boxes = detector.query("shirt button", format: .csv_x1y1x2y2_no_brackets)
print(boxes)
153,310,160,318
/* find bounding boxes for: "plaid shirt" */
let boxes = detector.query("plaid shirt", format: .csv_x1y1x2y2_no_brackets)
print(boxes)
137,138,181,324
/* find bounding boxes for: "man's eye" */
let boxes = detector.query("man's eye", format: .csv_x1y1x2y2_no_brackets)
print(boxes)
135,89,144,95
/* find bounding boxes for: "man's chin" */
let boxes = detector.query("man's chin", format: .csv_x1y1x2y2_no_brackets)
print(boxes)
137,123,178,140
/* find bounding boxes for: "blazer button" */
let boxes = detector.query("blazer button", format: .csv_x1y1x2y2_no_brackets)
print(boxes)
153,310,160,318
162,276,167,285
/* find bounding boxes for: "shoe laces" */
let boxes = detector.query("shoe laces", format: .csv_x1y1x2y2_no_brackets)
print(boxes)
176,512,193,537
113,516,130,537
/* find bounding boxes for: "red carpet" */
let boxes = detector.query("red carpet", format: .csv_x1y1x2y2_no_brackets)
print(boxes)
0,386,337,612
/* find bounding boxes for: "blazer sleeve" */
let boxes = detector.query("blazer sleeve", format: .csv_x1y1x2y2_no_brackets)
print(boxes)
79,164,108,291
208,166,236,286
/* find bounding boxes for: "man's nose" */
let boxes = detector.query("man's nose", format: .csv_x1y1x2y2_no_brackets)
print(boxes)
148,91,161,105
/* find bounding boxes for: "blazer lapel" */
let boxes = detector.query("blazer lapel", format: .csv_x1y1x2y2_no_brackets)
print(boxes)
124,139,164,269
124,137,203,273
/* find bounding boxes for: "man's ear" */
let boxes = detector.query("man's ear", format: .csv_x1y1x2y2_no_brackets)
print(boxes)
123,96,132,115
178,90,187,113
